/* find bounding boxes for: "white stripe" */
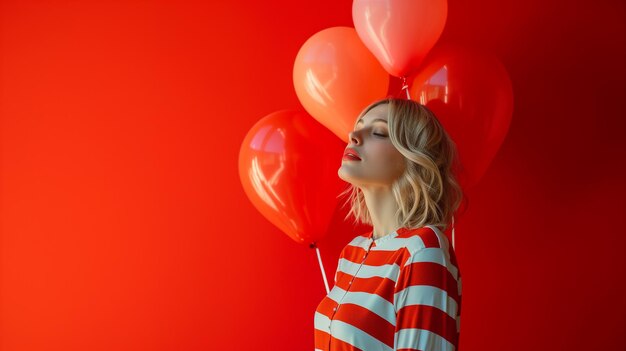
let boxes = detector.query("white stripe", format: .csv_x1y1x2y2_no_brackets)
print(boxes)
331,319,394,351
375,226,448,256
395,328,455,351
356,225,444,252
328,286,396,326
327,284,345,303
347,236,371,251
339,259,402,282
427,226,451,262
314,311,331,332
373,225,445,254
394,285,458,319
401,247,459,282
373,235,426,253
427,226,462,297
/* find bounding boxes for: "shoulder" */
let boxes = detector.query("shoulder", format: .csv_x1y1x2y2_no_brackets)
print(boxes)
396,225,449,257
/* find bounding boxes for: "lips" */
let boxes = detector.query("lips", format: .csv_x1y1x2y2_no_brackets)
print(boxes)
343,148,361,160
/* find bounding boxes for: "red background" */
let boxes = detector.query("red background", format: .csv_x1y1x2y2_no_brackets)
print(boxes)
1,0,624,350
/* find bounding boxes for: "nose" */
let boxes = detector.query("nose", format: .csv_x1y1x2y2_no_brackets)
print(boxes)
348,130,360,145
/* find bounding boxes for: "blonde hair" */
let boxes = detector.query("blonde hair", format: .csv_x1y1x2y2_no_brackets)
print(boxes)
338,97,468,232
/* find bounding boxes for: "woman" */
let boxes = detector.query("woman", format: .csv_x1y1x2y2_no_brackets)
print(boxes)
314,97,466,351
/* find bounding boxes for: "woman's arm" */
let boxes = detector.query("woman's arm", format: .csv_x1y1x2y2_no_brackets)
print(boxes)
393,247,460,351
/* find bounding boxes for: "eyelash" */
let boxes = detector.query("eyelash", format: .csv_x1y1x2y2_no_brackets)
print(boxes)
352,127,387,137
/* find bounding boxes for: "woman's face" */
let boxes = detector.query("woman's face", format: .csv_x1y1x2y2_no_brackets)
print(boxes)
338,103,407,188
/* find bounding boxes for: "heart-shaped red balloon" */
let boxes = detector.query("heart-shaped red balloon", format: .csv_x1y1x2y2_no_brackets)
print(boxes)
238,110,347,245
409,45,514,189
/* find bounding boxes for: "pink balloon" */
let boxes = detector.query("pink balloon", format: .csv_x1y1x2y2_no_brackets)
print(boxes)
353,0,448,78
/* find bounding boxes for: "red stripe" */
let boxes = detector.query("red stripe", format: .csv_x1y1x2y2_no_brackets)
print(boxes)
366,247,411,266
417,227,442,248
341,245,369,265
341,244,411,267
333,302,395,348
395,227,441,248
314,328,331,350
397,261,460,304
316,295,337,317
396,304,459,346
336,274,396,304
329,334,365,351
448,243,458,265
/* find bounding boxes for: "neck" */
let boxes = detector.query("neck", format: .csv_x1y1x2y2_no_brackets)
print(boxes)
360,185,401,240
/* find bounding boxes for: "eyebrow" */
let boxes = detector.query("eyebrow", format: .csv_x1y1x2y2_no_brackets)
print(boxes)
356,117,388,125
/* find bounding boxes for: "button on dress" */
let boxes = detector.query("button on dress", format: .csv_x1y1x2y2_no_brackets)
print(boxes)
313,225,462,351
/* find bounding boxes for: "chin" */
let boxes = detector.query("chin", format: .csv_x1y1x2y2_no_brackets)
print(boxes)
337,166,356,184
337,167,348,182
338,169,367,187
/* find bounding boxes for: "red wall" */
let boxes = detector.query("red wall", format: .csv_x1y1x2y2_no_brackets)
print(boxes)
1,0,624,350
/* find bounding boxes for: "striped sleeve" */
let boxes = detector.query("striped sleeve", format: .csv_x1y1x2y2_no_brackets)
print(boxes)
393,247,460,351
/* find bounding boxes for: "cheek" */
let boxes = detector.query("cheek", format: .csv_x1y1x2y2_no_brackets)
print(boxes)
379,146,406,169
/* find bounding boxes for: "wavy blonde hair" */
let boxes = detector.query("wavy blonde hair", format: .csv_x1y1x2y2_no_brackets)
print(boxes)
338,97,468,232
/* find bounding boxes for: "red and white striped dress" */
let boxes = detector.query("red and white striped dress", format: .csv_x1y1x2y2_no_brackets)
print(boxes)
314,225,462,351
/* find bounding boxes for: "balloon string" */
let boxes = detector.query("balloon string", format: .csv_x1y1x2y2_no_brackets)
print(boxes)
311,242,330,294
401,76,411,100
452,215,455,251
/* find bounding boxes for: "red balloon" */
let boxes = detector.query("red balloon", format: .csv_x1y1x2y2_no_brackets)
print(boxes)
238,110,347,245
409,45,514,190
353,0,448,78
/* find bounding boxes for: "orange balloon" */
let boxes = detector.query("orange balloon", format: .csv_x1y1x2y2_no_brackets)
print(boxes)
353,0,448,78
293,26,389,143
